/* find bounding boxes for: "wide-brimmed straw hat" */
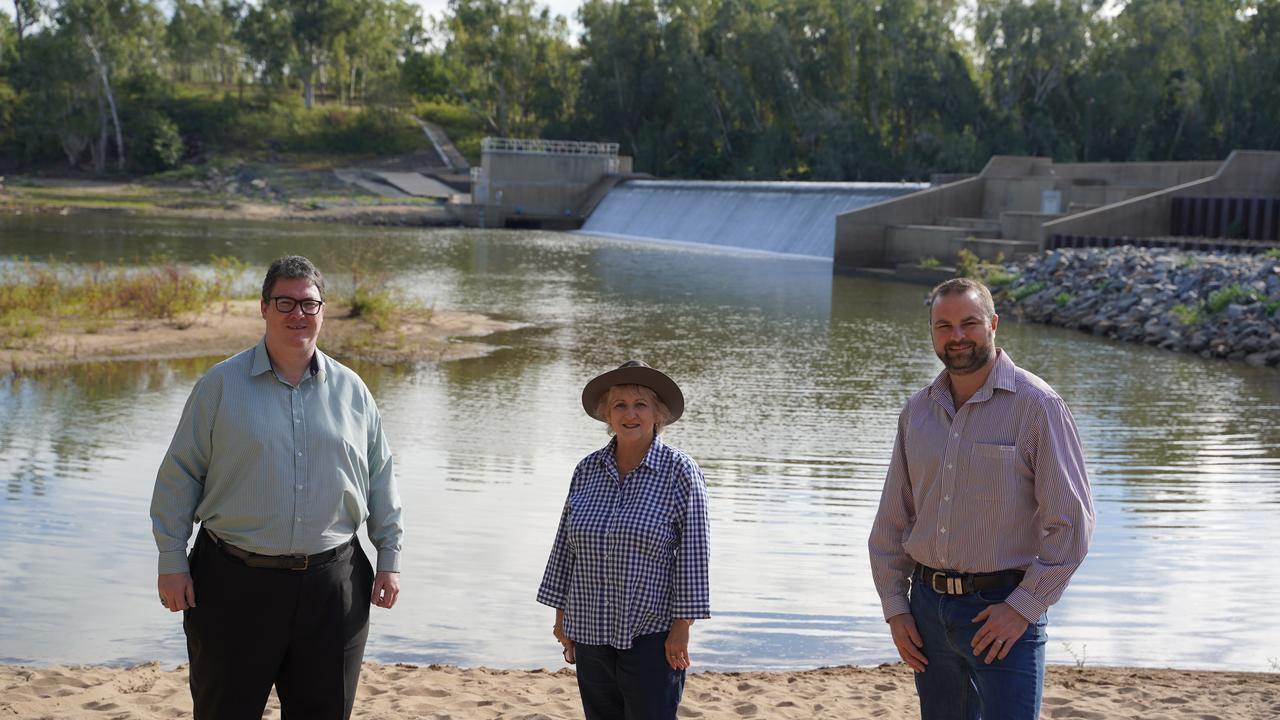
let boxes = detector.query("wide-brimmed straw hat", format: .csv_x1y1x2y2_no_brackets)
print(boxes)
581,360,685,424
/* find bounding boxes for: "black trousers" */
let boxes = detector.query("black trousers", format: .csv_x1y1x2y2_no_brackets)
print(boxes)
183,528,374,720
574,631,685,720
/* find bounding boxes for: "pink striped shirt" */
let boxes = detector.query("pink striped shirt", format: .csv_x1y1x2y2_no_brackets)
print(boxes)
868,349,1094,623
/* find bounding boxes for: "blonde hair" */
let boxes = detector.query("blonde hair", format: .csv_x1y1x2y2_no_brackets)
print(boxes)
596,384,674,436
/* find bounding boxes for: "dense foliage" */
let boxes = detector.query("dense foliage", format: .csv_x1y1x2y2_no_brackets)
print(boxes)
2,0,1279,179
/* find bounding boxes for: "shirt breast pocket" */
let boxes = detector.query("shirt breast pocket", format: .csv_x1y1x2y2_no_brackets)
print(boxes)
969,443,1022,500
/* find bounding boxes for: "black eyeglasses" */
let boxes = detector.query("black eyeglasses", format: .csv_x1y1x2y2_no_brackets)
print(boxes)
269,296,325,315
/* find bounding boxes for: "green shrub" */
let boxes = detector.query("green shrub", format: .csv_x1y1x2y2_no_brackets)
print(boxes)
1206,283,1259,314
1264,248,1280,261
1170,303,1203,326
347,286,397,332
1010,281,1046,302
1054,292,1072,307
955,248,980,279
129,112,186,173
920,257,941,268
986,268,1019,287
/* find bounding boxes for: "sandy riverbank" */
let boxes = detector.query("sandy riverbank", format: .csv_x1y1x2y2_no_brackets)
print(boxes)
1,662,1276,719
2,299,525,374
0,174,460,227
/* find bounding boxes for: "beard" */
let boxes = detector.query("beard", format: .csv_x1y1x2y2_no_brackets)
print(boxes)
937,340,995,375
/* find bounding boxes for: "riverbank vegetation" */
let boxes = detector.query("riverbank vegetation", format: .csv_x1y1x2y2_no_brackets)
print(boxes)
0,257,251,337
0,257,517,372
3,1,1280,182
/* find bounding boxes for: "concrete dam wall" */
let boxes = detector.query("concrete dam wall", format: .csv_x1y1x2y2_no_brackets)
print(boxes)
581,180,926,258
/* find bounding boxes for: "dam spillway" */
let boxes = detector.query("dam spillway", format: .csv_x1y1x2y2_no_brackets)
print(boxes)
580,179,926,259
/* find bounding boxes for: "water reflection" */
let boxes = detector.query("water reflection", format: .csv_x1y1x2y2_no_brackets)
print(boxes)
1,219,1278,671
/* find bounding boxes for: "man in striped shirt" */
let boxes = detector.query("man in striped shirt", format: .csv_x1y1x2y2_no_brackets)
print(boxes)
868,278,1094,720
151,255,403,720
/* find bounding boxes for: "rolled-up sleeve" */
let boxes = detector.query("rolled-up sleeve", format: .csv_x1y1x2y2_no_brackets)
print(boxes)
868,406,918,621
1005,396,1095,622
150,376,217,575
536,468,578,609
672,460,711,620
364,396,403,573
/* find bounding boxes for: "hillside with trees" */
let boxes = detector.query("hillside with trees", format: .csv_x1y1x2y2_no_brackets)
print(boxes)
1,0,1279,180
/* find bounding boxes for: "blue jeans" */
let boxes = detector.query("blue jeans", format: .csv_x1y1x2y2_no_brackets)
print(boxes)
574,631,685,720
910,567,1047,720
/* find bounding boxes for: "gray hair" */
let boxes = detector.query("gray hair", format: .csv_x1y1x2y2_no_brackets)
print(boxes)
262,255,325,301
928,277,995,319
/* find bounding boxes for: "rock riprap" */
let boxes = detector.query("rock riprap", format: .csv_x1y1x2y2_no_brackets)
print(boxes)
993,247,1280,367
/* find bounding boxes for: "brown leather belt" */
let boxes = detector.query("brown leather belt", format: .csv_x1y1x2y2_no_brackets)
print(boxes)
918,564,1024,596
204,528,352,571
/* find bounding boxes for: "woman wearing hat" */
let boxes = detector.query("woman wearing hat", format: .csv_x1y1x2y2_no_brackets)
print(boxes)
536,360,711,720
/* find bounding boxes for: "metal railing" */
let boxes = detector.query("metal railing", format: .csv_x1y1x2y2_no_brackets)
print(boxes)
482,137,619,157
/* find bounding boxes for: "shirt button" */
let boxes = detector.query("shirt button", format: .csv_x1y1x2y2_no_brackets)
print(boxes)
940,527,947,533
953,433,959,438
296,451,303,457
946,463,954,469
944,495,951,501
296,484,303,490
295,516,302,522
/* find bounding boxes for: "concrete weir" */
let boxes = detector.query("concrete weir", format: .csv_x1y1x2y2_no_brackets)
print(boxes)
581,180,925,258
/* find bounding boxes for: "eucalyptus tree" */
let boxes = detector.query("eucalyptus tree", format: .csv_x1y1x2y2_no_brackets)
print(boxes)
238,0,297,97
42,0,164,172
332,0,424,105
574,0,667,166
436,0,576,137
973,0,1096,159
1239,0,1280,150
166,0,243,84
8,0,42,61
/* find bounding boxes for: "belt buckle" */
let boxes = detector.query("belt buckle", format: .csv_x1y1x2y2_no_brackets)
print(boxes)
289,554,309,571
930,571,963,595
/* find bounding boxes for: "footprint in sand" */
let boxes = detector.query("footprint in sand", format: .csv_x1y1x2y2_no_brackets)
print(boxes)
733,701,758,716
81,700,120,711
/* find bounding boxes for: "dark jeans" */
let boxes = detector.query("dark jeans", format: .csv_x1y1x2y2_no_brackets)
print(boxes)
574,631,686,720
911,567,1047,720
183,528,374,720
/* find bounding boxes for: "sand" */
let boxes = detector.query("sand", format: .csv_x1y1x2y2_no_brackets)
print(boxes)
1,662,1276,719
1,300,526,374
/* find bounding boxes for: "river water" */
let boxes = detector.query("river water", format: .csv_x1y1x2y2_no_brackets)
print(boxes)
1,215,1278,671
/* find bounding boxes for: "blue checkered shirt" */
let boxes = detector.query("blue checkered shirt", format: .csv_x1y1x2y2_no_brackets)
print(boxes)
537,435,711,649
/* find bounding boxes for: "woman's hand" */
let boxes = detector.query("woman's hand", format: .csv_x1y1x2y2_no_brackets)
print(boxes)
665,619,694,670
553,608,576,664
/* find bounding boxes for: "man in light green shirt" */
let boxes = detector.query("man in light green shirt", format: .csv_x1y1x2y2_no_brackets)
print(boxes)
151,255,403,720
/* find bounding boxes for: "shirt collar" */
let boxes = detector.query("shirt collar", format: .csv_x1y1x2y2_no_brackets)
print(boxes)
600,433,666,472
928,347,1015,407
249,336,327,383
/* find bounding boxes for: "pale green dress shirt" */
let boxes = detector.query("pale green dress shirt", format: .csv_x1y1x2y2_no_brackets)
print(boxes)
150,337,403,575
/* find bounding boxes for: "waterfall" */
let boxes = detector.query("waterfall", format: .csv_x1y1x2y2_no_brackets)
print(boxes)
580,180,926,258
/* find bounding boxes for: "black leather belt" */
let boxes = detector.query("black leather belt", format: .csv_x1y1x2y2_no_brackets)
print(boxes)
204,529,352,571
918,564,1024,596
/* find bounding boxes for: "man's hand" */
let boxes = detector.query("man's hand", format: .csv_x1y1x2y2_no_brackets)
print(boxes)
371,571,400,609
888,613,928,672
971,602,1029,664
664,619,693,670
158,573,195,612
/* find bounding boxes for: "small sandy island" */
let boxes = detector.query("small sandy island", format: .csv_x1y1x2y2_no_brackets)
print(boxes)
1,662,1276,719
2,300,525,374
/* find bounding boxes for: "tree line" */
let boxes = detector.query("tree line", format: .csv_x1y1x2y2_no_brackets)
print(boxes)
2,0,1279,180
